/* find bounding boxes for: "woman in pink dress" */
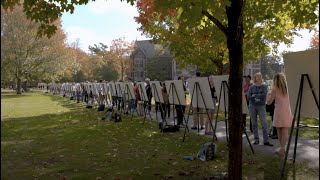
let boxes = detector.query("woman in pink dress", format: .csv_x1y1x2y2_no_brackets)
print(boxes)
267,73,293,156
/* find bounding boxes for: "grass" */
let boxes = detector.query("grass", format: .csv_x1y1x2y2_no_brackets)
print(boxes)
1,91,319,179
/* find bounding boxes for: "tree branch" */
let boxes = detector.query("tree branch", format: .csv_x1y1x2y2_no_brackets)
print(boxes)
202,10,227,36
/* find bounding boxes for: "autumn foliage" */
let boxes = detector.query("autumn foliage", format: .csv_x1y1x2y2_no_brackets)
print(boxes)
310,31,319,48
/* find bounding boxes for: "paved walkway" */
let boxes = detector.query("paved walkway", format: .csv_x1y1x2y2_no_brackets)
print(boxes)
145,110,319,169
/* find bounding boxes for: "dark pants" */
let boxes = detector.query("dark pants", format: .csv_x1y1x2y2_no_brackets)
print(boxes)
155,102,160,112
160,103,170,120
270,115,278,136
175,105,186,125
144,98,152,112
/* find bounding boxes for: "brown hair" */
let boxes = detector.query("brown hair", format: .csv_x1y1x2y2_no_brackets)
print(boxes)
273,73,288,95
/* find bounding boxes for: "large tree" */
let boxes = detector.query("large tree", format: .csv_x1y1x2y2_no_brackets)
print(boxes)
2,0,318,179
1,5,72,94
135,1,318,178
109,37,134,81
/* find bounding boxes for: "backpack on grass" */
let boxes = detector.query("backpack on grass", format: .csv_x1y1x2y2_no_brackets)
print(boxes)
197,142,217,161
162,125,179,133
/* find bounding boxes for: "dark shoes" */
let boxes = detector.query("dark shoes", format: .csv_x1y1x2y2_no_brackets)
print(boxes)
191,126,204,130
254,141,259,145
271,135,278,139
158,122,163,129
264,142,274,146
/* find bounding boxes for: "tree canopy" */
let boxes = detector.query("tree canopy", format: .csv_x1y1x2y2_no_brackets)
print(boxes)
1,5,73,93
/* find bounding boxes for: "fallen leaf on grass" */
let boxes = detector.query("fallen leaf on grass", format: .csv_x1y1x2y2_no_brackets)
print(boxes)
178,171,194,176
161,175,174,180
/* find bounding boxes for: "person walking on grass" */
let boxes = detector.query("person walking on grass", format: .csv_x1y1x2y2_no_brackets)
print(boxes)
267,73,293,156
247,72,273,146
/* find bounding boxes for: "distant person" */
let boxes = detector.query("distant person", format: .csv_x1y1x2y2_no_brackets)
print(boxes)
144,78,153,115
159,82,170,129
134,82,144,116
153,79,161,114
247,72,273,146
267,73,293,156
192,72,204,130
243,75,253,132
175,76,187,126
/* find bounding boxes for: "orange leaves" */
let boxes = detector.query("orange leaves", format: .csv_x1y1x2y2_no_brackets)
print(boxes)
310,31,319,49
136,0,177,26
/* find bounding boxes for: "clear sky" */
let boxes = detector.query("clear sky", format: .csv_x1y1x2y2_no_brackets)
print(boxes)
61,0,317,54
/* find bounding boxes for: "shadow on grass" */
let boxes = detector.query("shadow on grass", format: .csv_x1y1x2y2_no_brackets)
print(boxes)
1,93,32,99
43,93,91,111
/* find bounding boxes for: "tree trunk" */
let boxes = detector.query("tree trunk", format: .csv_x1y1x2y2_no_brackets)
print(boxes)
226,0,244,179
121,65,124,81
23,81,28,92
16,78,22,94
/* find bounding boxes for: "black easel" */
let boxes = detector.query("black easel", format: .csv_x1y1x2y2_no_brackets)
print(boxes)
213,81,229,141
150,83,168,131
123,83,139,121
182,81,215,142
115,83,125,117
281,74,319,177
213,80,254,154
103,83,115,119
138,83,153,124
167,82,189,130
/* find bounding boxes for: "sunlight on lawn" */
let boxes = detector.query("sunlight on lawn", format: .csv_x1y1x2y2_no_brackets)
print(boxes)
1,92,70,120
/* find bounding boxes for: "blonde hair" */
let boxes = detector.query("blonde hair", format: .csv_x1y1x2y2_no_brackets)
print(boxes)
272,73,288,95
253,72,263,84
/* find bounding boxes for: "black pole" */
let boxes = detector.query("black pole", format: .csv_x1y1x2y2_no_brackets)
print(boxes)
281,75,304,177
197,82,217,142
223,81,229,142
196,83,200,136
171,83,189,130
213,82,223,141
183,81,196,142
292,75,305,163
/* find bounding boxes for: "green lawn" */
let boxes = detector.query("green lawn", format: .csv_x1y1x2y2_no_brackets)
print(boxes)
1,91,318,179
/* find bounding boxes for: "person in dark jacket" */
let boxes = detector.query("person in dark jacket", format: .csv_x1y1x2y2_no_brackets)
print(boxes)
144,78,153,114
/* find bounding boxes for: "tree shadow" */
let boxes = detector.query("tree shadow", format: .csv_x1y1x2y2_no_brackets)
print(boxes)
1,93,31,99
43,93,90,111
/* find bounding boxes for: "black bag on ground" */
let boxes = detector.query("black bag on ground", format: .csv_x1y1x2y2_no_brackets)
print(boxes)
162,125,179,132
97,104,105,112
114,113,122,122
197,142,216,161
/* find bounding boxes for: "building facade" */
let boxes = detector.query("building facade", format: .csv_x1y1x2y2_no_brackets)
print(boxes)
130,40,176,81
